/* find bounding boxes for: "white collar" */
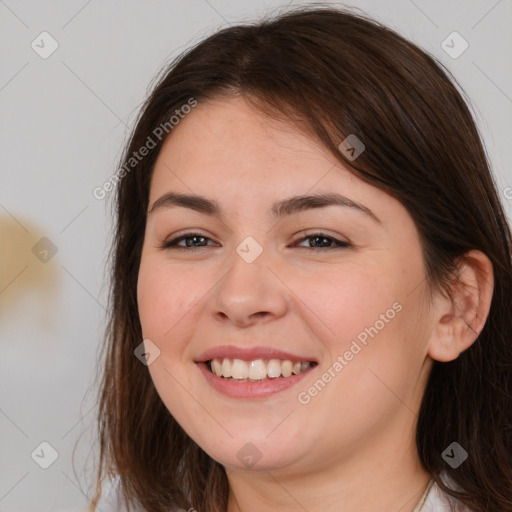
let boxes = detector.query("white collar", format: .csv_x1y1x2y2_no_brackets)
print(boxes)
414,473,470,512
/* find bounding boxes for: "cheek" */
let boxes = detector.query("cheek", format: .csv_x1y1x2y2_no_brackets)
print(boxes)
137,259,204,424
293,264,400,352
137,257,204,341
302,258,427,385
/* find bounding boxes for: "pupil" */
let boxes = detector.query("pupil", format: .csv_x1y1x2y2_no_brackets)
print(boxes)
311,236,330,248
186,236,206,247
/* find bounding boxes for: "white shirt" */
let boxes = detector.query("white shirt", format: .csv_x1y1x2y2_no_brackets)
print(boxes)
95,473,471,512
412,472,473,512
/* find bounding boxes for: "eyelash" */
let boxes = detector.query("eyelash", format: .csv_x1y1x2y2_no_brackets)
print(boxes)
158,232,351,251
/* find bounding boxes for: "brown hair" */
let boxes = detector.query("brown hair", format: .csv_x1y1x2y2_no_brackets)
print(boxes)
87,5,512,511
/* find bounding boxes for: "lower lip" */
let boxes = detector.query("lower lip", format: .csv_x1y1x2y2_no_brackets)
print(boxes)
197,362,315,399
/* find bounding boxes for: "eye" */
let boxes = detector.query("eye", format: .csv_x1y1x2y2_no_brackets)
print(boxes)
158,231,351,251
291,232,351,250
158,232,218,250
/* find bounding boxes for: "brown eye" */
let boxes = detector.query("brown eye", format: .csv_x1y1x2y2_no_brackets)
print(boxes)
159,233,217,250
293,233,351,250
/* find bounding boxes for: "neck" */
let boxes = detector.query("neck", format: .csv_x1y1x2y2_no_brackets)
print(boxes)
225,421,431,512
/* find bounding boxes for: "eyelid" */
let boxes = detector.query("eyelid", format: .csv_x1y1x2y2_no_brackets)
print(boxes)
158,230,219,250
293,228,350,243
291,230,351,249
158,229,352,251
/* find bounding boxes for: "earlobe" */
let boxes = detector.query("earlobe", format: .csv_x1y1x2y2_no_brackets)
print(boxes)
427,250,494,363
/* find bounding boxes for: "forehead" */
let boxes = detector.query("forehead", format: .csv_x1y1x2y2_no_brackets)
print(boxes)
158,97,329,173
145,97,421,251
151,96,365,197
147,95,408,231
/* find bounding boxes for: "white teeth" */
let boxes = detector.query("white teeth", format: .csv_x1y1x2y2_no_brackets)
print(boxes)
208,357,313,380
248,359,266,380
211,358,222,377
221,358,232,378
267,359,282,378
281,360,293,378
231,359,249,379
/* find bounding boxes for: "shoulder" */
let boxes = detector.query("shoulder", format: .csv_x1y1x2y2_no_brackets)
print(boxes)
93,472,475,512
94,475,147,512
93,476,188,512
94,475,125,512
422,472,474,512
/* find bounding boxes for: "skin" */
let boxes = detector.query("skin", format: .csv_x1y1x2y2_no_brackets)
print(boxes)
137,95,494,511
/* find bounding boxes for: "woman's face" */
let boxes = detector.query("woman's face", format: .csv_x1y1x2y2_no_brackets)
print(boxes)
137,95,436,475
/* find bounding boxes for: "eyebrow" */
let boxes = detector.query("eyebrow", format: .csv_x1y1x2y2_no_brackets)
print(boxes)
148,191,381,223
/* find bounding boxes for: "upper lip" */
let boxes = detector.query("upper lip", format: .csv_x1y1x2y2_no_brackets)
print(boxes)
195,345,317,364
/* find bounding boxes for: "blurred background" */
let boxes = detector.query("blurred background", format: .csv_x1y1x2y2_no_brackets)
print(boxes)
1,0,511,510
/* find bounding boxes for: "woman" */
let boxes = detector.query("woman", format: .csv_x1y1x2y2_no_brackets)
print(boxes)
88,5,512,511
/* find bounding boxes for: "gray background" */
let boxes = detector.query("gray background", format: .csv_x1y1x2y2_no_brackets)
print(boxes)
1,1,511,511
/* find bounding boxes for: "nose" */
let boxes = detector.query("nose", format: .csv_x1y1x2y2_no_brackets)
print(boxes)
208,244,288,328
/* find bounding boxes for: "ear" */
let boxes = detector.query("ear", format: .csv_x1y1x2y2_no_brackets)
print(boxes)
427,250,494,362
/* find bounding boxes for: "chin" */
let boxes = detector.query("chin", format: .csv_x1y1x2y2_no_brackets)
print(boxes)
194,432,307,473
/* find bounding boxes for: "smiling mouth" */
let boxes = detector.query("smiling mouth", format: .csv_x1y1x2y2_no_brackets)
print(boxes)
206,357,317,382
